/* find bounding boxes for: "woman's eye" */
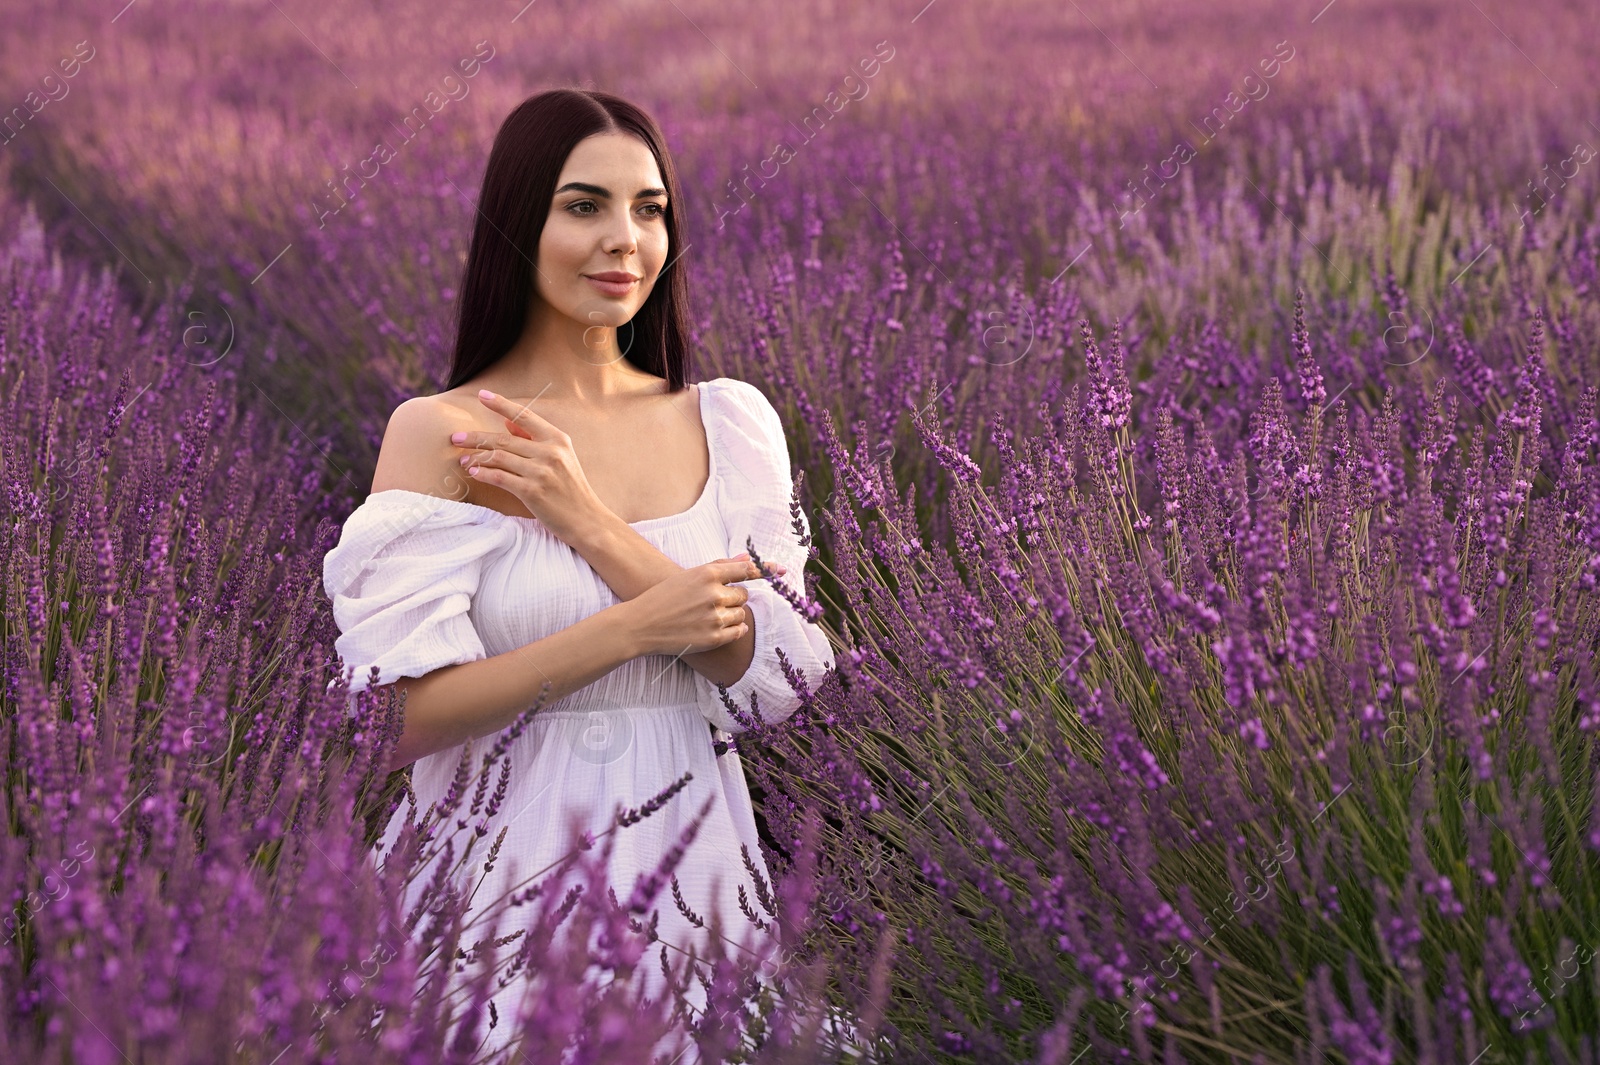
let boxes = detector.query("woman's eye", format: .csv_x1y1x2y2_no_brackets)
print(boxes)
566,201,665,217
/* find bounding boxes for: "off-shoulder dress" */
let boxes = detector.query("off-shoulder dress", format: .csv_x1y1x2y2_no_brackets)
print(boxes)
321,377,835,1059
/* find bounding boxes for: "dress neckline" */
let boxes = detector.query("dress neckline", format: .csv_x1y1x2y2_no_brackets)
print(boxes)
366,378,719,530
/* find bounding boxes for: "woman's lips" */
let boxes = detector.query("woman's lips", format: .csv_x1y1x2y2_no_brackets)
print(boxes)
584,275,638,297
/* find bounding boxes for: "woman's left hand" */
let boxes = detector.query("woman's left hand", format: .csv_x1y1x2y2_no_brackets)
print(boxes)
450,389,608,545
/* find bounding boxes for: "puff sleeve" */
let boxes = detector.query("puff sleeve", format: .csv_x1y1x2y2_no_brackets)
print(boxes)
694,380,836,733
322,492,518,715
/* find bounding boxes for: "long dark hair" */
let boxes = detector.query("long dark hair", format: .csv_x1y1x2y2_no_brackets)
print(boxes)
444,90,693,393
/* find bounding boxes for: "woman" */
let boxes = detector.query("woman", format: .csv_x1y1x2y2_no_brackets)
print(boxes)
321,89,837,1060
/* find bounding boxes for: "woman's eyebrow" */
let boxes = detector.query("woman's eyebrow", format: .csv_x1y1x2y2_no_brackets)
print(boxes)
554,181,668,199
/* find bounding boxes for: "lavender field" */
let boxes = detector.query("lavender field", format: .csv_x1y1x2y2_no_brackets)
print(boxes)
3,0,1599,1061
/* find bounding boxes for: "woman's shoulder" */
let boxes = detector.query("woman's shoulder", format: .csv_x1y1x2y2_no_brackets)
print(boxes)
701,375,771,408
700,377,796,516
370,391,484,499
702,377,784,451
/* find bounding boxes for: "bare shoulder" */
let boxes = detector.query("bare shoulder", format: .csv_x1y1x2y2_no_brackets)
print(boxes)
681,377,711,414
371,394,476,499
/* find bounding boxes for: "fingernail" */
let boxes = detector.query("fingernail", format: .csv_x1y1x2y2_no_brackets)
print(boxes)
450,431,467,443
478,389,495,399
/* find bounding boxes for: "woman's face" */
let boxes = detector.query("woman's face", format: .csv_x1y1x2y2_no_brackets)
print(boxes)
535,131,670,341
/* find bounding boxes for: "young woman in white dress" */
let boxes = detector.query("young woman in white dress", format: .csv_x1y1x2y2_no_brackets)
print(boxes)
321,90,840,1061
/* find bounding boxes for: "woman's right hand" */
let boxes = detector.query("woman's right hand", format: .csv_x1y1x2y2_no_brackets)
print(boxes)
621,553,785,657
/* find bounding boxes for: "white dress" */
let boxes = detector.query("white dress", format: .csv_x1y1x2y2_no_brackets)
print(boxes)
321,377,836,1061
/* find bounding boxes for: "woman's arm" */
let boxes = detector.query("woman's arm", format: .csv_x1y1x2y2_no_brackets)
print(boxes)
568,516,756,686
388,601,644,766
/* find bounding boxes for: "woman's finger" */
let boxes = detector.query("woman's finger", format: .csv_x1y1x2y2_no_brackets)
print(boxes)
734,552,788,575
448,430,533,455
460,444,531,480
717,558,788,581
477,389,560,438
